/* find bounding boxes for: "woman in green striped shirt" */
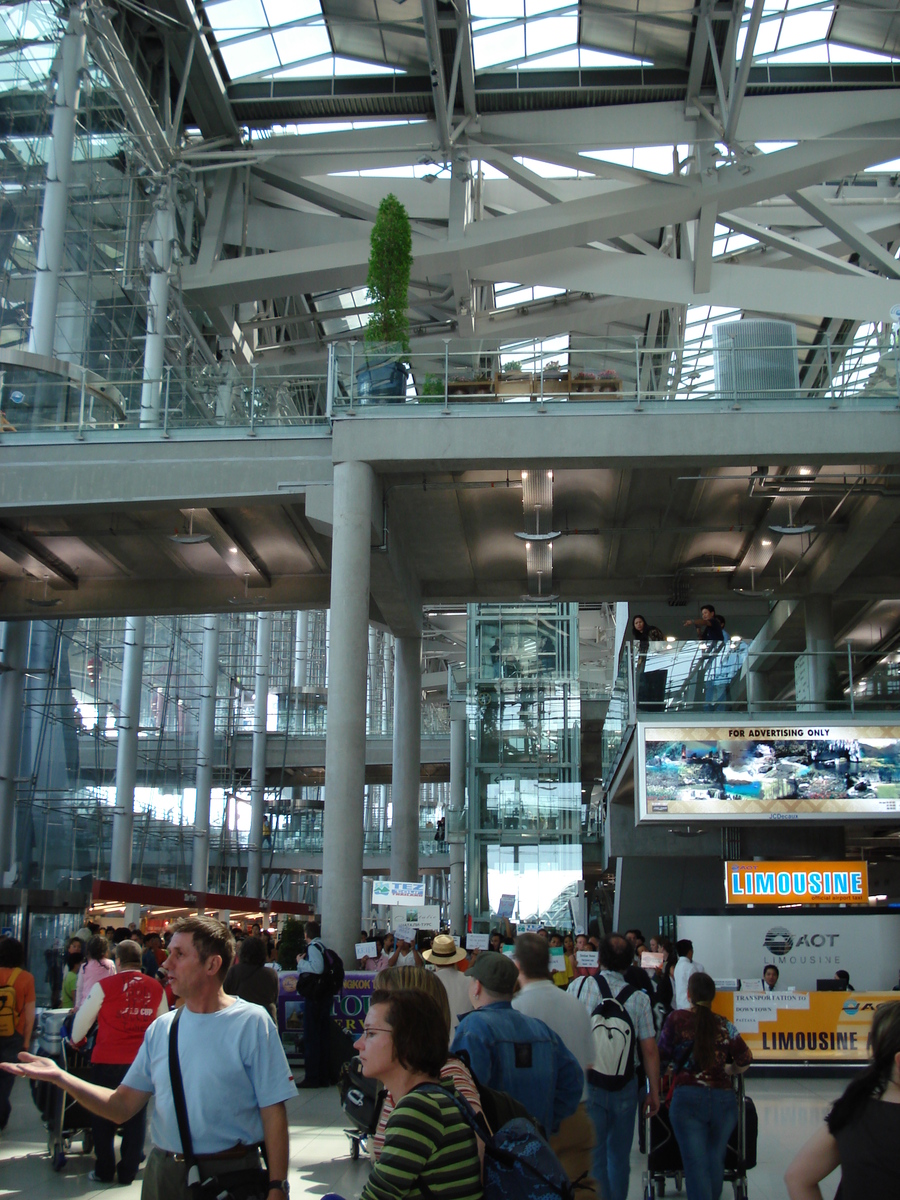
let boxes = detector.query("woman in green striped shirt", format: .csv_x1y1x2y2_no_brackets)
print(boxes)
354,988,482,1200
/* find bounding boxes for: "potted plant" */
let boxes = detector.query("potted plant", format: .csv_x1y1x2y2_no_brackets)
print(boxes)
357,193,412,404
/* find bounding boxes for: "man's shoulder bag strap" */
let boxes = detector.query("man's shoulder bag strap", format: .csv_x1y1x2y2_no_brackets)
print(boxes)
167,1008,203,1191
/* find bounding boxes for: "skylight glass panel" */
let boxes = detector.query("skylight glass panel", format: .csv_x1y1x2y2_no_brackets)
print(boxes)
474,24,525,69
207,0,267,32
471,0,524,23
514,156,579,178
582,146,677,175
740,1,899,65
273,23,331,62
518,48,580,69
778,10,831,50
526,15,577,56
263,0,322,21
218,33,279,77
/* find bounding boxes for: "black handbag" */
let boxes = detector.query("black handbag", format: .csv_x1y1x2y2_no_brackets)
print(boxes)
167,1008,271,1200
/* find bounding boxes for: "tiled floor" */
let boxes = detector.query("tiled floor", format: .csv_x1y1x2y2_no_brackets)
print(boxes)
0,1071,845,1198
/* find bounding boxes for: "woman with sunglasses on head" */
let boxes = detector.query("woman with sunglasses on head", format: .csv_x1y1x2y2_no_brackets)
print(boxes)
785,1001,900,1199
353,988,482,1200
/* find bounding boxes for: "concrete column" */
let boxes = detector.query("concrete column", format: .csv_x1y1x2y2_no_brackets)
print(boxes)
139,185,177,428
390,636,422,883
293,611,308,690
322,461,374,963
247,612,272,901
192,614,219,892
802,594,836,709
449,714,466,935
110,616,146,883
0,623,28,878
28,5,86,358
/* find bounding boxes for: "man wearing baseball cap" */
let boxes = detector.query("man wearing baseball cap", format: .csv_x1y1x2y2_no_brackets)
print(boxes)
422,934,472,1034
449,951,583,1136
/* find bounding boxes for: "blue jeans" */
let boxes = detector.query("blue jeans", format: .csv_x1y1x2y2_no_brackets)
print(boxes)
669,1085,737,1200
586,1078,638,1200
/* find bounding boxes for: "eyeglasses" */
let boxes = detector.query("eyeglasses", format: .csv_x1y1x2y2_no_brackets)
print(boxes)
360,1027,392,1040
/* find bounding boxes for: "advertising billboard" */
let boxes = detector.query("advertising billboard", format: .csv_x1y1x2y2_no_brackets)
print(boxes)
638,722,900,822
725,861,869,905
677,913,900,992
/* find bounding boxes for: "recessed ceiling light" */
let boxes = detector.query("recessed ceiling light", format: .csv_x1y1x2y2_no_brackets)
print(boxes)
761,538,772,546
228,547,238,554
798,467,813,476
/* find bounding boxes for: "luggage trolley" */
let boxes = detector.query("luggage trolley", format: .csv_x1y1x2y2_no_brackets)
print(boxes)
643,1073,757,1200
30,1009,95,1171
339,1055,385,1161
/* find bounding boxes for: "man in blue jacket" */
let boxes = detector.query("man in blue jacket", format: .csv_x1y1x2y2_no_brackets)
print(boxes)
450,951,583,1135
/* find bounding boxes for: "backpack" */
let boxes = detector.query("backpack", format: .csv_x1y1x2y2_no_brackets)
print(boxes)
297,941,344,1001
0,968,21,1038
416,1083,575,1200
587,975,637,1091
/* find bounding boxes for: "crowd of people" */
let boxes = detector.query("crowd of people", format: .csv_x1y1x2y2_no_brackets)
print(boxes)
0,918,898,1200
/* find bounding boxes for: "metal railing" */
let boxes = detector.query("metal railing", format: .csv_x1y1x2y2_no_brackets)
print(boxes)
1,328,897,436
601,639,900,785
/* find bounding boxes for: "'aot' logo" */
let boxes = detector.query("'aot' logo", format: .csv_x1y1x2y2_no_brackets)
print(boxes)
764,927,794,956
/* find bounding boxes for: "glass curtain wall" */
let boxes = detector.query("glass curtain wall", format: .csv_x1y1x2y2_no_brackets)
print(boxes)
9,614,449,896
466,603,582,926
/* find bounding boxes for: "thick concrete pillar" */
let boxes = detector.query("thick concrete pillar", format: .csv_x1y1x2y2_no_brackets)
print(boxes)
390,636,422,883
322,461,374,963
449,712,466,935
800,594,836,709
28,5,86,358
192,614,219,892
0,623,28,878
139,185,177,428
247,612,272,901
110,616,146,883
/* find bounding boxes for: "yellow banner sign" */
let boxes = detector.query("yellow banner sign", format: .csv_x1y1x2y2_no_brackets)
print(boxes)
725,860,868,905
713,990,896,1062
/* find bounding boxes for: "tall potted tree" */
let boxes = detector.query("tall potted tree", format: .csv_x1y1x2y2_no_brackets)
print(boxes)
357,193,412,404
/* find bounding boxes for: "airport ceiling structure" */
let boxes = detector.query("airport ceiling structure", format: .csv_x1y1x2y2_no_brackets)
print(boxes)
1,1,900,660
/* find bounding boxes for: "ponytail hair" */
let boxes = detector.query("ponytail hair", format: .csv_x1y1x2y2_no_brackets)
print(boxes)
688,972,719,1073
827,1001,900,1134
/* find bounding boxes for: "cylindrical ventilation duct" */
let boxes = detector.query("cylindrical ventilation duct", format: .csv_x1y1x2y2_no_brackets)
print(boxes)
713,319,799,402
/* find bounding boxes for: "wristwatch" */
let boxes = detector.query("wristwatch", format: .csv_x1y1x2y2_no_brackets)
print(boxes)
268,1183,289,1196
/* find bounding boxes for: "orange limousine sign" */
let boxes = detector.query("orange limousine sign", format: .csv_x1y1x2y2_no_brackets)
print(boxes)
725,861,869,905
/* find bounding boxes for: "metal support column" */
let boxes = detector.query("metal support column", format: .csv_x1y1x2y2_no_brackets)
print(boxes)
192,614,219,891
139,184,177,428
390,636,422,884
293,611,308,691
448,711,466,936
0,622,28,878
110,616,146,883
322,461,375,964
247,612,272,901
28,4,86,358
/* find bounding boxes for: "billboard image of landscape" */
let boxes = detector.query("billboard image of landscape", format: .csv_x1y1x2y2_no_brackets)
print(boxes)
638,724,900,821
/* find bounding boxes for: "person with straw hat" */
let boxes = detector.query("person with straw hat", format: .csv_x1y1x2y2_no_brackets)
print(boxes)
422,935,472,1034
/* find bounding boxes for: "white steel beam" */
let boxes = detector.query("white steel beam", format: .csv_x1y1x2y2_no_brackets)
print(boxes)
791,189,900,280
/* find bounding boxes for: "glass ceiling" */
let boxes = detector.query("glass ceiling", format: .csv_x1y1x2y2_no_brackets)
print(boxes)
199,0,897,85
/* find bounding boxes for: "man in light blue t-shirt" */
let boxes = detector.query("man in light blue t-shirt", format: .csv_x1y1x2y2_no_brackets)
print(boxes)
1,915,295,1200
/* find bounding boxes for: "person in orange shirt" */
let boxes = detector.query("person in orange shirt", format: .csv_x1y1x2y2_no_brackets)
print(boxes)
0,937,36,1130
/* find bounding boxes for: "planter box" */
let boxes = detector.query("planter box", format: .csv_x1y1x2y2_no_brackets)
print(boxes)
356,361,408,404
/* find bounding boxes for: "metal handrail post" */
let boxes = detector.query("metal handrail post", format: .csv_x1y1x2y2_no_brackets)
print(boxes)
249,363,257,436
325,342,335,422
77,367,86,440
847,643,854,715
634,337,642,410
826,332,836,408
730,336,739,409
349,340,356,413
443,339,450,412
162,364,171,438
